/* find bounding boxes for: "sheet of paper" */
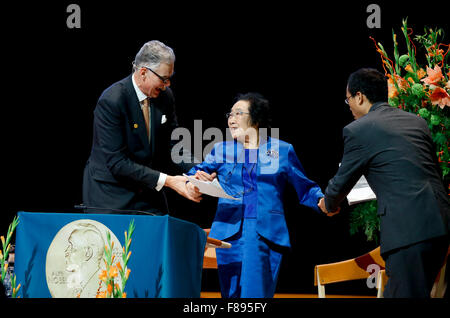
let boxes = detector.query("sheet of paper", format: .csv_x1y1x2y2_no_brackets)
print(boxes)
184,174,239,200
346,175,377,205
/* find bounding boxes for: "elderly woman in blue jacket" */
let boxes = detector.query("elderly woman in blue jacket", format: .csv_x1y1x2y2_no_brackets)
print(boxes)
187,92,327,298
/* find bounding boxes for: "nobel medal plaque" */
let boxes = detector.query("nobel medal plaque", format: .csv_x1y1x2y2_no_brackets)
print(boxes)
45,219,123,298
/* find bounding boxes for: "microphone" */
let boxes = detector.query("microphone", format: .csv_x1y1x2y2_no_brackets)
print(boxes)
74,204,156,216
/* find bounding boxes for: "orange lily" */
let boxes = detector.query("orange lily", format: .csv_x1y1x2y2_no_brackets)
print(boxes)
99,270,108,282
417,68,427,79
429,48,444,58
388,76,398,98
430,86,450,109
405,64,414,73
109,265,118,278
421,65,444,85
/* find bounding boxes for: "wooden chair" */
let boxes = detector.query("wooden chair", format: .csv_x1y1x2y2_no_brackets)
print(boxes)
203,229,218,269
202,228,232,269
430,245,450,298
314,246,386,298
376,269,388,298
315,244,449,298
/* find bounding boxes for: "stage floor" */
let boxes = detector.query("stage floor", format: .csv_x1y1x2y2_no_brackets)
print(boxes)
200,292,376,298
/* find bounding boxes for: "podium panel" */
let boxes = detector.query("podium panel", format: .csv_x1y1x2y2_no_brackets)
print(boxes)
14,211,207,298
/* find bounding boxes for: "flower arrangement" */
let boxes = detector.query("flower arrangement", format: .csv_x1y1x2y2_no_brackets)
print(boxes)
349,18,449,242
1,215,20,298
96,219,135,298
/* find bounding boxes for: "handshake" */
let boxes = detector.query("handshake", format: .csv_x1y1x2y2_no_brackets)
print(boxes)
317,198,340,217
164,171,217,203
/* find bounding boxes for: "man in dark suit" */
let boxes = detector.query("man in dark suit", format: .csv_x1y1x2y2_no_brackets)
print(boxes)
318,68,449,297
83,40,200,215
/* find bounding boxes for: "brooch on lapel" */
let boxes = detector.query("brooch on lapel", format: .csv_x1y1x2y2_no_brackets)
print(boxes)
133,123,139,129
266,149,279,159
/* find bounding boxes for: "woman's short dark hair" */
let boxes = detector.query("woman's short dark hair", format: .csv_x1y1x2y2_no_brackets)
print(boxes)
235,92,272,128
347,68,388,104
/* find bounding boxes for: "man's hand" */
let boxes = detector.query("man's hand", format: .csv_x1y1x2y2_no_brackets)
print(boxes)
318,197,340,217
165,175,202,203
186,182,202,202
194,171,217,182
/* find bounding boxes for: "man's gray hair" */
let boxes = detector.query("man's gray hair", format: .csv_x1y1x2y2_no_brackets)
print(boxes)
133,40,175,71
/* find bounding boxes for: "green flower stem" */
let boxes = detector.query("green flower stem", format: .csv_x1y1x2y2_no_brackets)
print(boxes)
1,216,19,283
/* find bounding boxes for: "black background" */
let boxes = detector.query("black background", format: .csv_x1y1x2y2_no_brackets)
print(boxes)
1,1,448,296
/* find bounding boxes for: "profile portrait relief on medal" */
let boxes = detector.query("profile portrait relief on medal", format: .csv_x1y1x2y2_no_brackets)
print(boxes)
46,220,122,298
64,223,104,297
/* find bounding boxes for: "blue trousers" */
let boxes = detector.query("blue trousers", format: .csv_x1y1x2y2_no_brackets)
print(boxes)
215,218,283,298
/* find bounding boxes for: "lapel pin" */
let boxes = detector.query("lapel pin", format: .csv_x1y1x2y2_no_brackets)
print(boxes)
133,123,138,129
266,149,279,159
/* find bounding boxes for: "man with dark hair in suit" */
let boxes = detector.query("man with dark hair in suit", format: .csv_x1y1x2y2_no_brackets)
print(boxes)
318,68,449,297
83,40,200,215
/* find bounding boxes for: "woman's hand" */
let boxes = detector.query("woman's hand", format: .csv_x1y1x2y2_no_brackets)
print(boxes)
194,171,217,182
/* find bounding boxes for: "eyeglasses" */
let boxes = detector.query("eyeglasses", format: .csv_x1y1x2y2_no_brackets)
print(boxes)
225,111,250,119
144,66,173,84
345,96,353,104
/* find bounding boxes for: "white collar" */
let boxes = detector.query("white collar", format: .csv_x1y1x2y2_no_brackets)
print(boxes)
131,73,148,103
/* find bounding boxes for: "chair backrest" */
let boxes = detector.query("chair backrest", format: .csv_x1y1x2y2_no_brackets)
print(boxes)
314,246,385,286
430,244,450,298
203,229,218,269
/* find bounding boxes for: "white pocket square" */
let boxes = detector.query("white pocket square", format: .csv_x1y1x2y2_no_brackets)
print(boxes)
161,115,167,124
